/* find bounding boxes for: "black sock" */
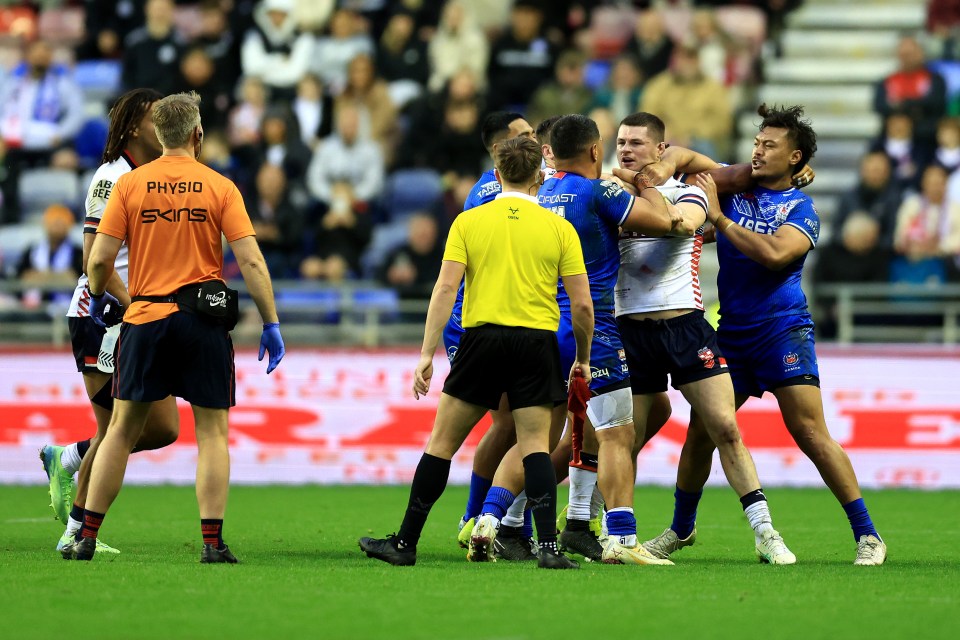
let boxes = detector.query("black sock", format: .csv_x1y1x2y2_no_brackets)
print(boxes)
397,453,451,549
739,488,767,509
76,439,91,460
523,452,558,546
565,518,591,532
69,503,84,523
201,519,224,548
79,509,105,540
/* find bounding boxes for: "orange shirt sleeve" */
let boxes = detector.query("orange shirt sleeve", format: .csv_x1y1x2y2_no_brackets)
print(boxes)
96,173,129,241
221,181,255,242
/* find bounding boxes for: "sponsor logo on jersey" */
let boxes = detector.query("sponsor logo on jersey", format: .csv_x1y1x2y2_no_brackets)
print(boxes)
591,366,610,378
599,179,623,199
478,181,500,199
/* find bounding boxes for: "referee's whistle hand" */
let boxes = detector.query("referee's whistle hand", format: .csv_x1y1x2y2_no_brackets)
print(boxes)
259,323,285,374
413,355,433,399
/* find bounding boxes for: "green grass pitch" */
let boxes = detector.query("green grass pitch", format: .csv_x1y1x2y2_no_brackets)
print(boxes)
1,485,957,640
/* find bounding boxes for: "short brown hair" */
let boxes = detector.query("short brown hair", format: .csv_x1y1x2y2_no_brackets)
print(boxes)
494,136,541,185
152,91,201,149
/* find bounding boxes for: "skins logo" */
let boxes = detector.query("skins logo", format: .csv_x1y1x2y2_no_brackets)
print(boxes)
783,352,799,366
698,347,716,369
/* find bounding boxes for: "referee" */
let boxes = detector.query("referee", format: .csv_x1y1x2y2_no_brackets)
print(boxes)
360,136,594,569
73,92,285,563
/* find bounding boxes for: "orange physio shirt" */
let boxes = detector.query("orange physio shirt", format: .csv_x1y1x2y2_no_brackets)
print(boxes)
97,155,255,324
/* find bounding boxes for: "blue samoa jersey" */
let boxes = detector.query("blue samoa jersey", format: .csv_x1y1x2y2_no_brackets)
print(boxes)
537,171,634,314
717,186,820,326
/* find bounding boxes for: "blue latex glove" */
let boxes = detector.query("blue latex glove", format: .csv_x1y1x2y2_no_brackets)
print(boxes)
258,322,285,374
89,290,121,328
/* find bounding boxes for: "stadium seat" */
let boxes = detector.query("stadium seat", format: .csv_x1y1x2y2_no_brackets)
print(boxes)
351,288,399,323
360,218,410,278
73,60,122,102
18,169,80,214
274,288,342,324
74,118,109,170
381,169,443,220
0,223,43,277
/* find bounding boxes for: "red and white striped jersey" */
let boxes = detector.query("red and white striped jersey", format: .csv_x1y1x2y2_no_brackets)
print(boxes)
66,153,136,318
615,177,709,316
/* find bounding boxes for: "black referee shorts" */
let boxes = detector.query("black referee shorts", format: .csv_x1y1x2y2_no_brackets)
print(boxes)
114,311,235,409
617,310,729,394
442,324,565,410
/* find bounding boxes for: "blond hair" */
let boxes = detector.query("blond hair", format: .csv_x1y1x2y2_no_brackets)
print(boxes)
152,91,201,149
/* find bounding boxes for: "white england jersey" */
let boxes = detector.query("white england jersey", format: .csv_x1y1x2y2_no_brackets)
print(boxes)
615,177,709,316
67,154,137,318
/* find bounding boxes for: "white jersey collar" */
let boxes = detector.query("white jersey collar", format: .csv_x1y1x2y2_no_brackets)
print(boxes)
495,191,539,204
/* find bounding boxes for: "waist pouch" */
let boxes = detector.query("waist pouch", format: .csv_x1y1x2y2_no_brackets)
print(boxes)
132,280,239,330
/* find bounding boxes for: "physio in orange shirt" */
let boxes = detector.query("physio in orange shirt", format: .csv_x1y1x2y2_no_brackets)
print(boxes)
75,91,284,563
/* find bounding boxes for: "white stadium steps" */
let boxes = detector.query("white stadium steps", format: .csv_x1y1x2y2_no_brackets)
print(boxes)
758,84,874,114
786,3,925,31
764,58,898,84
781,30,902,60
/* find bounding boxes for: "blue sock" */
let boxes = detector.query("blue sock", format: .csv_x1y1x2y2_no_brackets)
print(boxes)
671,485,702,539
521,508,534,538
463,472,493,522
606,507,636,537
843,498,879,541
480,486,515,520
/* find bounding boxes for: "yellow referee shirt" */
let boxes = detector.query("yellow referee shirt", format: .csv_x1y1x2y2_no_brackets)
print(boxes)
443,192,586,331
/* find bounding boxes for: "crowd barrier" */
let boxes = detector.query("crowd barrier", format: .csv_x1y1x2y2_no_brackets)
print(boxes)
1,346,959,488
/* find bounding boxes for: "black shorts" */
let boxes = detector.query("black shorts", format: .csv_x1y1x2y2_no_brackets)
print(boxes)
69,316,106,373
617,311,729,394
114,311,235,409
442,324,565,410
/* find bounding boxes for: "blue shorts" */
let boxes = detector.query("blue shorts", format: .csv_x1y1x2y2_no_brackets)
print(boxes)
717,314,819,398
558,312,629,394
443,288,466,363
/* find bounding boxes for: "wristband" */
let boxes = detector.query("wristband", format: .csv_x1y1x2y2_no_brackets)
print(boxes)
717,216,735,234
263,322,280,329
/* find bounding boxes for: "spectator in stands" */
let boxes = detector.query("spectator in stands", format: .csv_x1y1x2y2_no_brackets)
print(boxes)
891,163,960,284
927,0,960,59
376,9,430,91
0,40,85,170
874,34,947,145
195,0,242,84
312,8,375,96
121,0,184,95
426,99,486,179
690,8,732,86
870,111,928,190
834,151,903,249
399,68,485,170
199,130,246,191
174,47,232,132
623,9,674,82
241,0,315,103
78,0,145,60
256,107,312,186
486,0,557,110
527,49,592,126
292,74,334,151
15,204,82,309
816,214,892,286
0,140,19,224
589,54,644,125
228,76,268,149
377,212,444,301
299,176,373,282
640,44,733,159
335,53,399,164
306,103,384,219
246,163,304,279
428,0,489,93
933,117,960,174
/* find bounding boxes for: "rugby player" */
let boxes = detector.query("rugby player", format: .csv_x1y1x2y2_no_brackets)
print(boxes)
613,112,795,564
632,104,886,566
39,88,180,556
360,136,593,569
469,114,681,565
67,92,285,562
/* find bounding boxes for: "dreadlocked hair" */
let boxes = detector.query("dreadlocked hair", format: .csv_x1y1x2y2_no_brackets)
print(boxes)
102,88,164,164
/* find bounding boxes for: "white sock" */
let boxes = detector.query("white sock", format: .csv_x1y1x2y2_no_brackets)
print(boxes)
501,491,526,528
66,516,82,537
744,500,774,540
590,484,604,519
61,443,82,476
568,467,597,521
